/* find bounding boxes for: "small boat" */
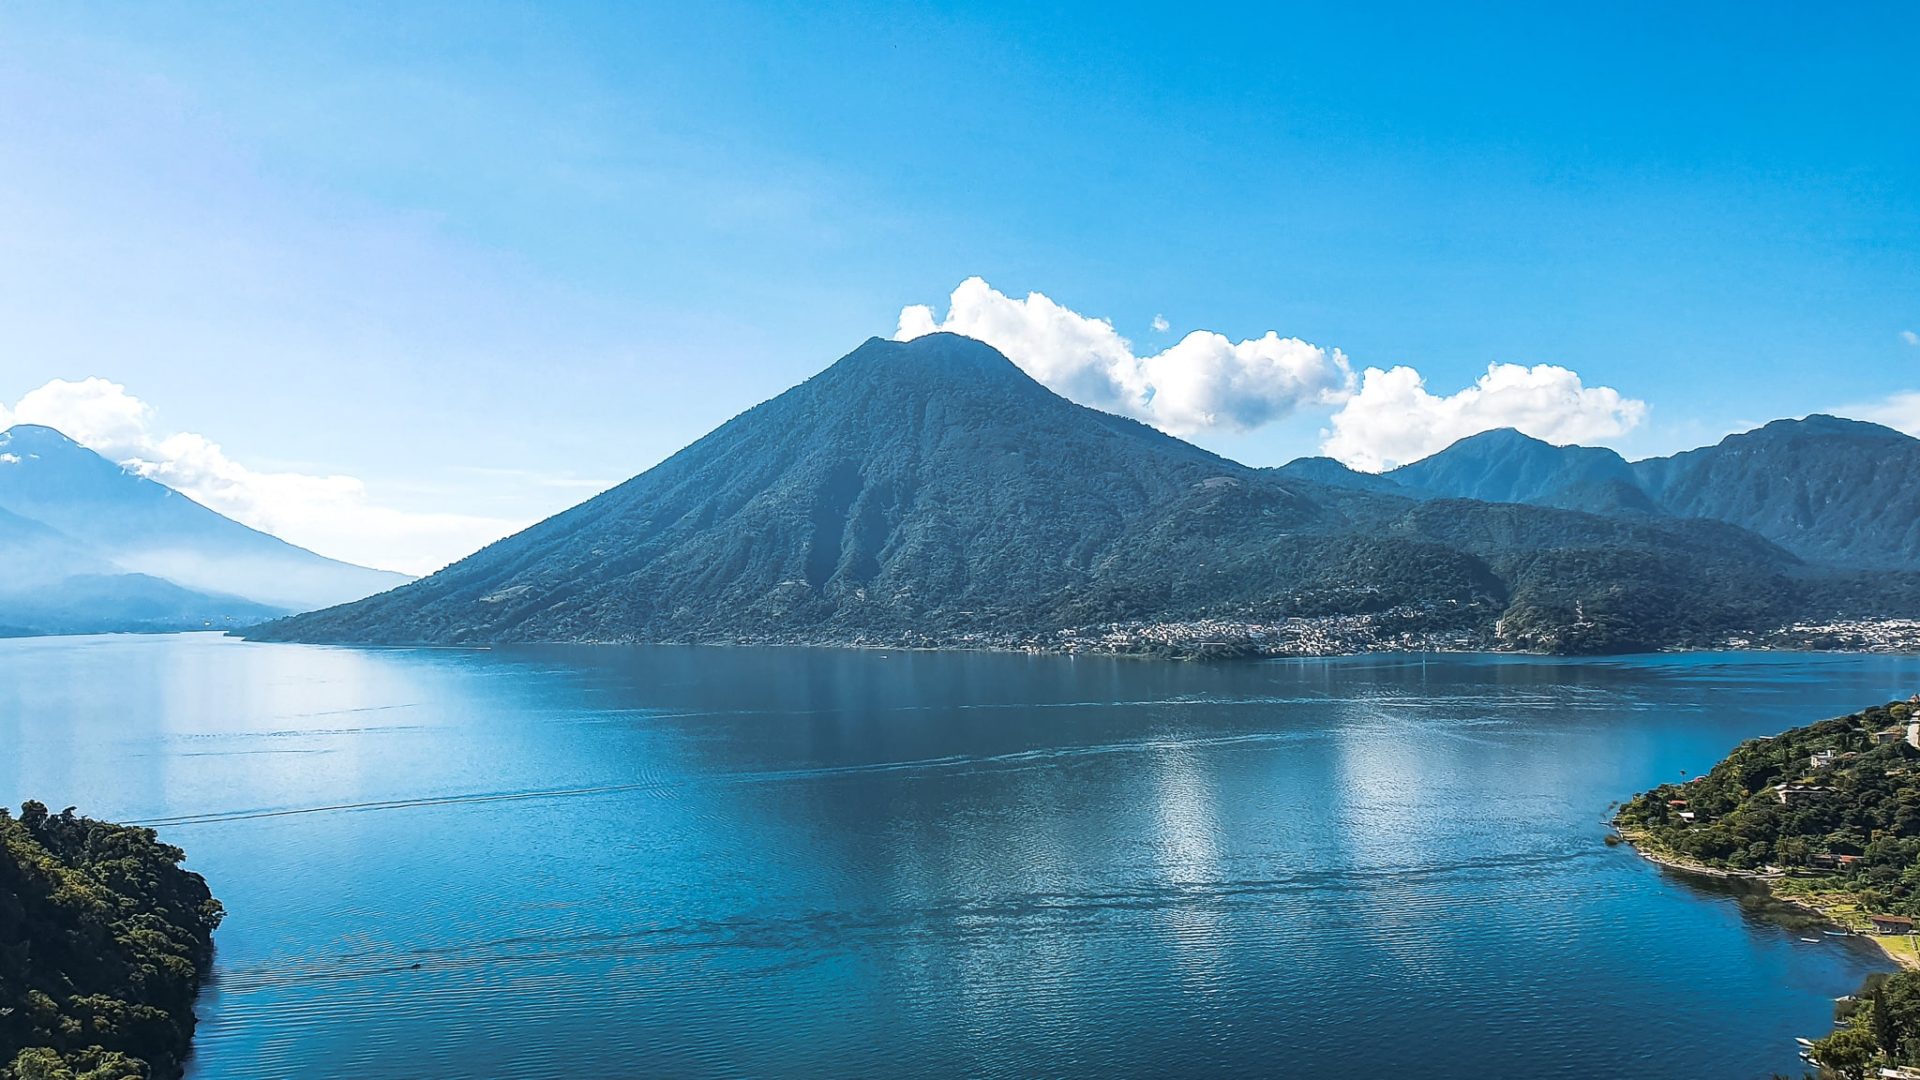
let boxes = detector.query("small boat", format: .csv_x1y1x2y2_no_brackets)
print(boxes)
1801,936,1822,942
1797,1038,1818,1050
1826,929,1853,937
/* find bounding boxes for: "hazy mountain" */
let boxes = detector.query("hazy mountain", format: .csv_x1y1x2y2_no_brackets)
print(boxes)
0,574,285,637
0,424,410,612
0,503,104,588
0,489,286,635
252,334,1910,655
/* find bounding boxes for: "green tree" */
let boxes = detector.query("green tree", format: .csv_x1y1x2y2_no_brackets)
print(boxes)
1873,981,1899,1058
1,804,221,1080
1810,1025,1880,1080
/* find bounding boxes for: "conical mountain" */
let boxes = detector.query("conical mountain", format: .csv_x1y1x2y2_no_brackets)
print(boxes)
255,334,1332,644
253,334,1914,655
0,424,410,611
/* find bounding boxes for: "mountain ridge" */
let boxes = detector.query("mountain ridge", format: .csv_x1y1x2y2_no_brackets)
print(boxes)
1384,415,1920,568
250,335,1920,656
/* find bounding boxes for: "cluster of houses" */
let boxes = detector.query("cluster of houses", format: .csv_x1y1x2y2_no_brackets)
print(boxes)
1795,704,1920,786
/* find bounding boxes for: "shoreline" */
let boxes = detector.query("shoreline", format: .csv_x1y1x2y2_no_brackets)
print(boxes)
1615,828,1920,971
222,629,1920,663
235,609,1920,659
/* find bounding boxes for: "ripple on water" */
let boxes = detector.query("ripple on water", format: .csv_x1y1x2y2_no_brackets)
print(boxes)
4,636,1912,1079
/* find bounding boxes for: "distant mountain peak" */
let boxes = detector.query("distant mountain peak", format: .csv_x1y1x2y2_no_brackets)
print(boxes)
0,422,410,614
1388,426,1641,514
0,424,90,455
1752,414,1912,441
1451,427,1551,448
824,333,1043,391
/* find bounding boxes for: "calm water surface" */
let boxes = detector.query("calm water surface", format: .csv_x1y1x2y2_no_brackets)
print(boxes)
4,634,1917,1078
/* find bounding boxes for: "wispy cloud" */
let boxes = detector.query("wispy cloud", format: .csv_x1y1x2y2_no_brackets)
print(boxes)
0,379,524,574
1837,390,1920,437
1321,364,1649,472
1902,330,1918,346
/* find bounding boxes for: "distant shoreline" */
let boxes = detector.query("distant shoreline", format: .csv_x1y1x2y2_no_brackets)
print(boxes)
10,625,1920,663
226,622,1920,661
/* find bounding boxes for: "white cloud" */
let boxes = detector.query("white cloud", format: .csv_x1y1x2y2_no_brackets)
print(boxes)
1151,314,1170,333
1839,391,1920,437
897,277,1354,434
2,378,522,574
1902,330,1918,346
1321,363,1650,473
895,278,1649,471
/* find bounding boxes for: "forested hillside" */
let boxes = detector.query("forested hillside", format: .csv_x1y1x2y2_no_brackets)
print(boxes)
1385,416,1920,571
1,803,223,1080
1616,701,1920,902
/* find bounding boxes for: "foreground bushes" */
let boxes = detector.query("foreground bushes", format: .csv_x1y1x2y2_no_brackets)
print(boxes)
1,803,222,1080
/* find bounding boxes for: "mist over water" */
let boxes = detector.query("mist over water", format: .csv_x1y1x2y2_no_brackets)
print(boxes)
4,635,1915,1078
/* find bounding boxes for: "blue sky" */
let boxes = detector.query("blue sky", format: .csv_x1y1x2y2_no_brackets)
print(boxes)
1,2,1916,571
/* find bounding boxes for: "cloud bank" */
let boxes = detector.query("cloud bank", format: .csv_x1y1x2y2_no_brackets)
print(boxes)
1840,390,1920,437
1323,364,1651,472
897,277,1649,471
0,378,521,575
897,277,1355,434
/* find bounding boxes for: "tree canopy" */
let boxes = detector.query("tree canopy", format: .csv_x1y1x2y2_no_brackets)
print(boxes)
1616,700,1920,906
1,803,222,1080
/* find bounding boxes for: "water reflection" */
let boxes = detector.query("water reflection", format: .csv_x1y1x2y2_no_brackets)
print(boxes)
4,636,1918,1078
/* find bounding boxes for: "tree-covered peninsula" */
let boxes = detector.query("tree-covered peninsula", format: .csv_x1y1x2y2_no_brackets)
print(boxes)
1615,699,1920,936
1616,699,1920,915
1,802,223,1080
1616,702,1920,1078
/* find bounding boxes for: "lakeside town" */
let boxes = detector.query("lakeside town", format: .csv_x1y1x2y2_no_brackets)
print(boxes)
990,613,1920,662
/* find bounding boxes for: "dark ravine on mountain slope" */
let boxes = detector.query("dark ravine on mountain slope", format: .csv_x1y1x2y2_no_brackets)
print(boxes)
250,334,1920,656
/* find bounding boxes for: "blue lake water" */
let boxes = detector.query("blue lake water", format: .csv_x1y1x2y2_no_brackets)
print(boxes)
4,634,1916,1078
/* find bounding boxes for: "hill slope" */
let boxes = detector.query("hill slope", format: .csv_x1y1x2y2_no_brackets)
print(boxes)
1378,416,1920,568
252,335,1910,655
0,425,410,613
1632,415,1920,569
1389,428,1657,515
1617,698,1920,879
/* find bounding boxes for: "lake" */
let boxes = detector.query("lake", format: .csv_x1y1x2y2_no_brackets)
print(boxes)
3,634,1915,1078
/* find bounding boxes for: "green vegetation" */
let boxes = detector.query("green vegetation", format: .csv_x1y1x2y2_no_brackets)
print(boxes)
1615,700,1920,910
1800,971,1920,1079
1,802,223,1080
1619,703,1920,1078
